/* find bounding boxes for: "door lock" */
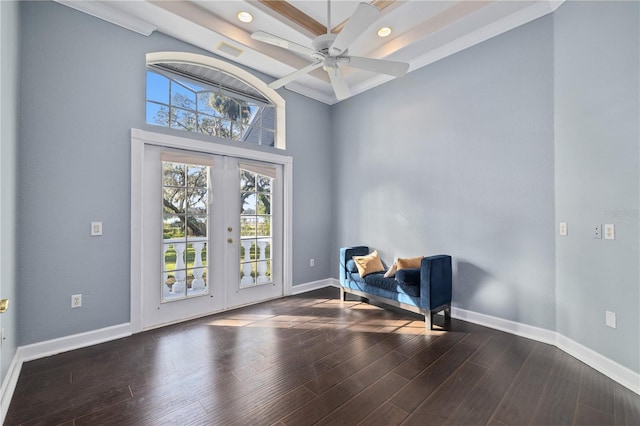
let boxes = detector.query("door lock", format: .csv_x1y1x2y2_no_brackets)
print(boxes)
227,227,233,232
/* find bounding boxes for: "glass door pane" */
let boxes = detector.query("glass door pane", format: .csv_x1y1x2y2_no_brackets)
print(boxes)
162,161,210,302
239,168,273,288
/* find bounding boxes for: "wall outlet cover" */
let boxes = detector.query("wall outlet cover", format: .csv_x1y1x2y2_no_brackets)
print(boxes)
71,294,82,308
559,222,568,236
593,224,602,239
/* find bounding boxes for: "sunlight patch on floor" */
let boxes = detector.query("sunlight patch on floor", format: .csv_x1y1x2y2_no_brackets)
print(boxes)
356,319,412,327
223,314,275,321
202,297,448,335
206,316,446,335
309,300,361,308
349,303,385,311
269,315,315,322
207,319,257,327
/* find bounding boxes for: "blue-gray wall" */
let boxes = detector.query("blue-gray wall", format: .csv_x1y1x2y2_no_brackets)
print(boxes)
0,0,20,384
554,1,640,372
17,1,331,345
10,0,640,378
331,0,640,374
331,14,556,330
284,92,333,283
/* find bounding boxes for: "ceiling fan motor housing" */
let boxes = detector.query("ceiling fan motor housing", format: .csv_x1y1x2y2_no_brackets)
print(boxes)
251,1,407,100
312,33,338,56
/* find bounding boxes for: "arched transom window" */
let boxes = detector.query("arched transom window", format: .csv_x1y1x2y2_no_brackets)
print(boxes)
145,52,285,149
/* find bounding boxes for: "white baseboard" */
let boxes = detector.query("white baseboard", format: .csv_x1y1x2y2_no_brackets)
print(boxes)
291,278,339,295
0,350,22,424
451,306,557,345
450,306,640,395
0,323,131,424
18,323,131,363
326,278,340,287
556,333,640,394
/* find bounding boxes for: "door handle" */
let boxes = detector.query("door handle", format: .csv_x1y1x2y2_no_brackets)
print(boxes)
227,238,234,244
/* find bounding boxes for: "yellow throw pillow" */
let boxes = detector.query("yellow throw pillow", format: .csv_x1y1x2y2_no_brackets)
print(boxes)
384,262,397,278
396,256,423,270
353,250,385,277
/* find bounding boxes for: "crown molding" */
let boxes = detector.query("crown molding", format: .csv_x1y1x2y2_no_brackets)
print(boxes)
409,0,565,72
52,0,565,104
282,81,338,105
54,0,157,36
286,0,566,104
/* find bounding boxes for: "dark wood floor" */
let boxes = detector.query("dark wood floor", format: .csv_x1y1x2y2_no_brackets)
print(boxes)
6,287,640,425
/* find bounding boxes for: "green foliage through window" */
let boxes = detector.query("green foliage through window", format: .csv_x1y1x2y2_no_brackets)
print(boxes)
146,68,276,147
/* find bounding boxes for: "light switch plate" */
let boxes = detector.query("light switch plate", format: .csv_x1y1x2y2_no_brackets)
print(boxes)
604,224,615,240
91,222,103,236
606,311,616,328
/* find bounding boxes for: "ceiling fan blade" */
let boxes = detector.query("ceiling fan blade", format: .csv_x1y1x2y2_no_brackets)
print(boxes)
329,3,380,56
251,31,315,56
267,61,324,89
328,67,351,100
341,56,409,77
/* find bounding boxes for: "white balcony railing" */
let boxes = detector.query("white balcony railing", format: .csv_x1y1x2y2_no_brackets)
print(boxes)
240,237,272,288
162,236,272,301
162,237,207,301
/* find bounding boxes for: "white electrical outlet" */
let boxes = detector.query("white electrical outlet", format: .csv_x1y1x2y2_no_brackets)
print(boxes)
559,222,568,236
606,311,616,329
593,224,602,239
310,258,315,267
71,294,82,308
604,224,615,240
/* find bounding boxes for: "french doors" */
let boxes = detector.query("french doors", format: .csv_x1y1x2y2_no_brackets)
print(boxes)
137,143,283,330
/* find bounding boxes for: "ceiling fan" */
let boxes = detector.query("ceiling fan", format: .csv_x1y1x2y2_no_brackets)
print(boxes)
251,1,410,100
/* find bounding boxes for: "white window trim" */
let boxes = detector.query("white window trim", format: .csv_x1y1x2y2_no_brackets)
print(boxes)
146,51,286,149
130,128,293,333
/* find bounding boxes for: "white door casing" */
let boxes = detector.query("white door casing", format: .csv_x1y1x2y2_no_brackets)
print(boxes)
130,128,293,332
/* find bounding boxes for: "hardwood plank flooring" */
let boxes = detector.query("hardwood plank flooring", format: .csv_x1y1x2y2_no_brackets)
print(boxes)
6,287,640,425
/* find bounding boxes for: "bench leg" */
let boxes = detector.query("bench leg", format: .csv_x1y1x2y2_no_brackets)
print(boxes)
444,306,451,326
424,311,432,330
340,287,347,301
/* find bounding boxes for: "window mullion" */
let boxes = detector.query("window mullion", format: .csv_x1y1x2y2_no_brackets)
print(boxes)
146,67,277,147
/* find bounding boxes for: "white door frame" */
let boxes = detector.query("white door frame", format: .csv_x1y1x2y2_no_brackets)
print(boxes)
130,128,293,333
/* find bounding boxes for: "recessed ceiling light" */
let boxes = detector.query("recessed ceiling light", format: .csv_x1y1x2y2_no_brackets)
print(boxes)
377,27,392,38
237,11,253,23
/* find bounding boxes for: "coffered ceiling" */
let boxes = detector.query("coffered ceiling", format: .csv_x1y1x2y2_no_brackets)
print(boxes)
56,0,564,104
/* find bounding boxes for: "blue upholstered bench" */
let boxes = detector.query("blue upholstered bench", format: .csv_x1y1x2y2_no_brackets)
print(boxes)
339,246,452,329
